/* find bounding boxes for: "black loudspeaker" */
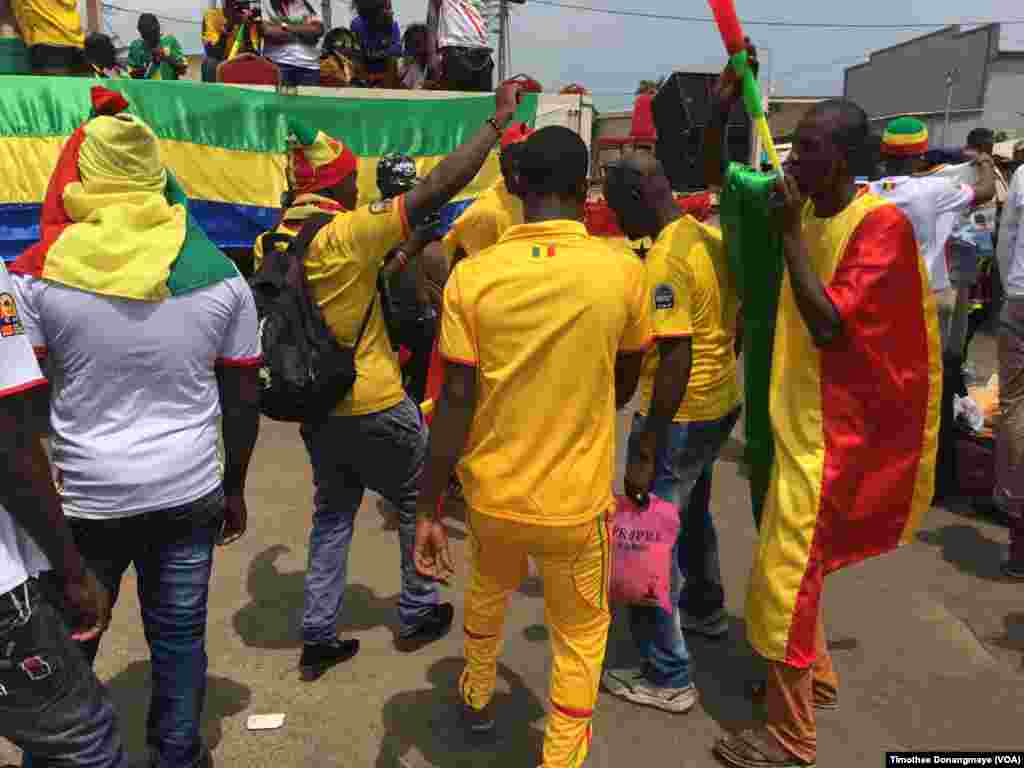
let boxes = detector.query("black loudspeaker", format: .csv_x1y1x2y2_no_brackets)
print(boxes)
652,71,752,191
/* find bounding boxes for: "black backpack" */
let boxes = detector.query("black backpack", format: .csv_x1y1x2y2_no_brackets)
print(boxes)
250,213,375,423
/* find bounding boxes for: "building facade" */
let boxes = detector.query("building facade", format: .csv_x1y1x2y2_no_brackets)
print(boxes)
845,24,1024,147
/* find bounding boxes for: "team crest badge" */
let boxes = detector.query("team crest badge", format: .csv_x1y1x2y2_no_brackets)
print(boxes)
0,293,24,337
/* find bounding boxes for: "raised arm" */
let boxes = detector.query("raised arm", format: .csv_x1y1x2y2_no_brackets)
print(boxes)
404,83,521,227
703,41,758,190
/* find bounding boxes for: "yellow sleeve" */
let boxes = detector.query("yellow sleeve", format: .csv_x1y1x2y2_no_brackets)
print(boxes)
621,258,654,353
439,266,477,366
252,233,266,272
319,194,410,272
649,249,693,340
202,10,224,46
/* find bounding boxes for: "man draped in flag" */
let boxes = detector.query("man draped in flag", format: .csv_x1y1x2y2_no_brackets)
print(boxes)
10,87,261,768
705,63,940,768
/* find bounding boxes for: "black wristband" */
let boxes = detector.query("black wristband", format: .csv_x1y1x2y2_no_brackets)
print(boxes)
486,117,502,136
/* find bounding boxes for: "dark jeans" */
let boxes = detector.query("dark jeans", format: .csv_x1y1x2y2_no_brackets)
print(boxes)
440,47,494,92
0,580,126,767
300,397,438,643
68,489,225,768
625,407,740,688
276,63,320,87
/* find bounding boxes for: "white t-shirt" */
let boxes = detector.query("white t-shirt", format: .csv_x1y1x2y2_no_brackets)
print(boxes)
263,0,322,71
869,175,975,292
999,165,1024,299
14,274,260,520
428,0,490,51
0,262,50,596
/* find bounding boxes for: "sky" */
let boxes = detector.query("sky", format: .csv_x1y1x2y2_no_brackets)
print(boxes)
97,0,1024,112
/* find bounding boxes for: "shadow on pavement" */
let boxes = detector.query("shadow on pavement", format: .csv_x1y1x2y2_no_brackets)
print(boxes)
232,545,396,649
375,657,546,768
688,616,763,731
987,612,1024,670
105,660,251,760
916,524,1007,582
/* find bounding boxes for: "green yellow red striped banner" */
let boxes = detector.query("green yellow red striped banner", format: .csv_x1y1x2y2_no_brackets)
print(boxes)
0,76,538,257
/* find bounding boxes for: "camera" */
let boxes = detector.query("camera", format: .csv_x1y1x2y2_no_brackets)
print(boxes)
235,0,263,21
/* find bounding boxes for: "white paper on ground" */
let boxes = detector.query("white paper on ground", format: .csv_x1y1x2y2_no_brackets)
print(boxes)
246,713,286,731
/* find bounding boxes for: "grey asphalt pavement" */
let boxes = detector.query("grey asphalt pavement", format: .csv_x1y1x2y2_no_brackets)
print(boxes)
3,333,1022,767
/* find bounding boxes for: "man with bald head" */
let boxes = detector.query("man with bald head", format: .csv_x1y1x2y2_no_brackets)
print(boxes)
706,57,940,767
601,151,741,714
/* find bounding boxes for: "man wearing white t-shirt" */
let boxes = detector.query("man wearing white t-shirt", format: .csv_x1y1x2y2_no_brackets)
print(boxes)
870,117,995,349
11,94,261,768
426,0,493,91
997,163,1024,579
0,260,127,767
871,117,995,502
262,0,324,87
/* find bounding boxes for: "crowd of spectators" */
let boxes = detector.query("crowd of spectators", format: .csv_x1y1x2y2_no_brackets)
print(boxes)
4,0,495,92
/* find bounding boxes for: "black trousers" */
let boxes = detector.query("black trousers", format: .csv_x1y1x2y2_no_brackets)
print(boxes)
440,47,494,92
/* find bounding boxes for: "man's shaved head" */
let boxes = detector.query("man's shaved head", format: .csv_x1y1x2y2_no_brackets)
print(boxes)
618,150,664,178
788,98,869,199
604,150,674,240
804,99,869,167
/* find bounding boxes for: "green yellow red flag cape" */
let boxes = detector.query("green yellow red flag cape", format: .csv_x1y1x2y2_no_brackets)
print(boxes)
722,164,940,667
10,87,238,299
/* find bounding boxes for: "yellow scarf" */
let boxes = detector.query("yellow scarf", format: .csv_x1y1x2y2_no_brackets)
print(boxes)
45,114,187,301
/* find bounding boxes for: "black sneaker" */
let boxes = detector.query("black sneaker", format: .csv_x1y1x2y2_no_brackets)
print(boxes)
395,603,455,652
299,637,360,681
461,698,496,734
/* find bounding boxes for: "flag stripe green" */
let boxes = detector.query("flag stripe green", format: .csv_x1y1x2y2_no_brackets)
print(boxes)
0,76,539,157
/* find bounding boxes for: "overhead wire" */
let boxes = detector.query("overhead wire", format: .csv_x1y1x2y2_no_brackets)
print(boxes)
103,3,202,26
527,0,1024,30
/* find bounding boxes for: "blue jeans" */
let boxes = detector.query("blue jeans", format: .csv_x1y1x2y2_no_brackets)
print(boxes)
3,580,127,768
625,407,740,688
65,489,224,768
300,397,438,643
276,63,320,87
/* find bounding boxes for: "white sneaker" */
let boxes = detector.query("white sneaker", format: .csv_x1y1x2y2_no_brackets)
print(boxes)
679,607,729,638
601,667,697,714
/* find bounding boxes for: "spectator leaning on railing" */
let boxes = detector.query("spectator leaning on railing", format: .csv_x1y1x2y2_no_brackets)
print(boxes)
262,0,324,88
352,0,403,88
128,13,186,80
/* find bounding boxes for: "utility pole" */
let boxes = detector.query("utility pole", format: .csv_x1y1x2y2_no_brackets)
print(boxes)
322,0,332,28
942,68,959,147
497,0,507,82
85,0,102,34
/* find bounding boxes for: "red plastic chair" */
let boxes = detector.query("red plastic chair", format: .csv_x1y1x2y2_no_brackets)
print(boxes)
598,93,658,155
217,54,281,87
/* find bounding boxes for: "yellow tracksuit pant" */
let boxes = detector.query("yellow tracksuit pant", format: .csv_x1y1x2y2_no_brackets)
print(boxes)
461,508,612,768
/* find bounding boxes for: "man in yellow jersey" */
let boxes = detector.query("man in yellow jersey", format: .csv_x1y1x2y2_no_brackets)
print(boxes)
289,83,524,683
413,126,653,768
440,121,533,266
12,0,84,74
705,66,940,768
600,151,741,714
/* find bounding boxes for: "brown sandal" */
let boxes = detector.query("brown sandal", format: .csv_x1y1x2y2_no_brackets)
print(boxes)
746,680,839,712
714,729,815,768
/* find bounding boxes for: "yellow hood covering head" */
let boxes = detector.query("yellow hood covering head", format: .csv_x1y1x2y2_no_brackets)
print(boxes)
78,113,167,195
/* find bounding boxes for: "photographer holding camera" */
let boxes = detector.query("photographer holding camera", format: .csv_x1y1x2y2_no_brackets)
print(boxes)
262,0,324,87
201,0,263,82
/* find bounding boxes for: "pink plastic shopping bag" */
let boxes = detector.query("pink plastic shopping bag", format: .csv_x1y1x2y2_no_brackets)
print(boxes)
610,494,681,612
